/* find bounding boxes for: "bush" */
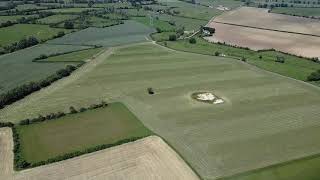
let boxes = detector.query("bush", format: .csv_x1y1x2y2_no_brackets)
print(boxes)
69,106,78,114
148,87,154,95
189,38,196,44
64,21,74,29
275,56,285,63
169,34,177,41
214,51,220,56
307,70,320,81
241,57,247,62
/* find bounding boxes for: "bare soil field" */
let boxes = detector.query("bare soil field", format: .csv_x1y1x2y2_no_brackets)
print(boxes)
0,130,199,180
205,22,320,58
213,7,320,36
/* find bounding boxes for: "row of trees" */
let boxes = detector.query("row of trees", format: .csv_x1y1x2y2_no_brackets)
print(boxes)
1,36,39,54
0,65,78,109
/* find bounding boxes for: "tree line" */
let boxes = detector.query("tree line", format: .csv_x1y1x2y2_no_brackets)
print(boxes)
0,65,78,109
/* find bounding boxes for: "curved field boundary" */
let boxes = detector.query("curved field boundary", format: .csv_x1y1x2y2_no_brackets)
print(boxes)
212,20,320,38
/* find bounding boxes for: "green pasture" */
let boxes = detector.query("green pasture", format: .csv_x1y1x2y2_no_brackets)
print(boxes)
161,38,320,82
221,154,320,180
0,44,92,94
17,102,152,163
36,14,79,24
48,20,155,46
42,47,103,62
151,31,176,41
2,43,320,180
271,7,320,17
0,15,38,23
132,16,175,32
157,14,207,31
0,24,69,46
42,7,100,13
15,4,46,11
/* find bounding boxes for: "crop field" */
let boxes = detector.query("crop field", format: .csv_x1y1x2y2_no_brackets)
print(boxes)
213,7,320,36
271,7,320,17
48,20,155,46
0,15,38,23
36,14,79,24
1,43,320,179
41,47,103,62
0,24,69,46
0,130,199,180
17,102,152,163
157,14,207,31
42,7,101,13
0,44,92,94
206,22,320,58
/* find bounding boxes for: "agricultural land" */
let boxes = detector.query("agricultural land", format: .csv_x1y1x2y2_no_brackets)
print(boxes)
0,0,320,180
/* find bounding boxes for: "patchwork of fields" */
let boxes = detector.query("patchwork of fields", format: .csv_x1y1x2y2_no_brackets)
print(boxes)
0,128,199,180
1,43,319,179
0,24,69,46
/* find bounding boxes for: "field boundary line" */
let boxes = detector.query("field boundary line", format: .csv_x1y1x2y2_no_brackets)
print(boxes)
213,20,320,38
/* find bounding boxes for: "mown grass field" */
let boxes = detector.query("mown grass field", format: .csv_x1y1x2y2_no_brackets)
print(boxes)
271,7,320,17
0,24,69,46
162,38,320,82
0,44,92,94
41,47,103,62
17,102,152,163
48,20,155,46
221,154,320,180
36,14,79,24
2,43,320,179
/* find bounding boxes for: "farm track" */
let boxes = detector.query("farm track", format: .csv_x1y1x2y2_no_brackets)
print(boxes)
0,130,199,180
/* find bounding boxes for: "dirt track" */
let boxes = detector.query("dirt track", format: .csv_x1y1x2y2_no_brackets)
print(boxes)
0,129,199,180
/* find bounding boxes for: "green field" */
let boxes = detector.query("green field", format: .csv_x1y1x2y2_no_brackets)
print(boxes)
2,43,320,179
42,7,101,13
36,14,79,24
132,16,175,32
161,38,320,82
73,16,120,28
0,24,69,46
15,4,46,11
157,14,207,31
48,20,155,46
271,7,320,17
0,44,92,94
17,102,152,163
221,154,320,180
0,15,38,23
41,47,103,62
151,31,176,41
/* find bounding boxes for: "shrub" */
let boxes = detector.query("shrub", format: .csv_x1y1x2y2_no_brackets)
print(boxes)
307,70,320,81
275,56,285,63
64,21,74,29
214,51,220,56
69,106,78,114
148,87,154,95
241,57,247,62
189,38,196,44
169,34,177,41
